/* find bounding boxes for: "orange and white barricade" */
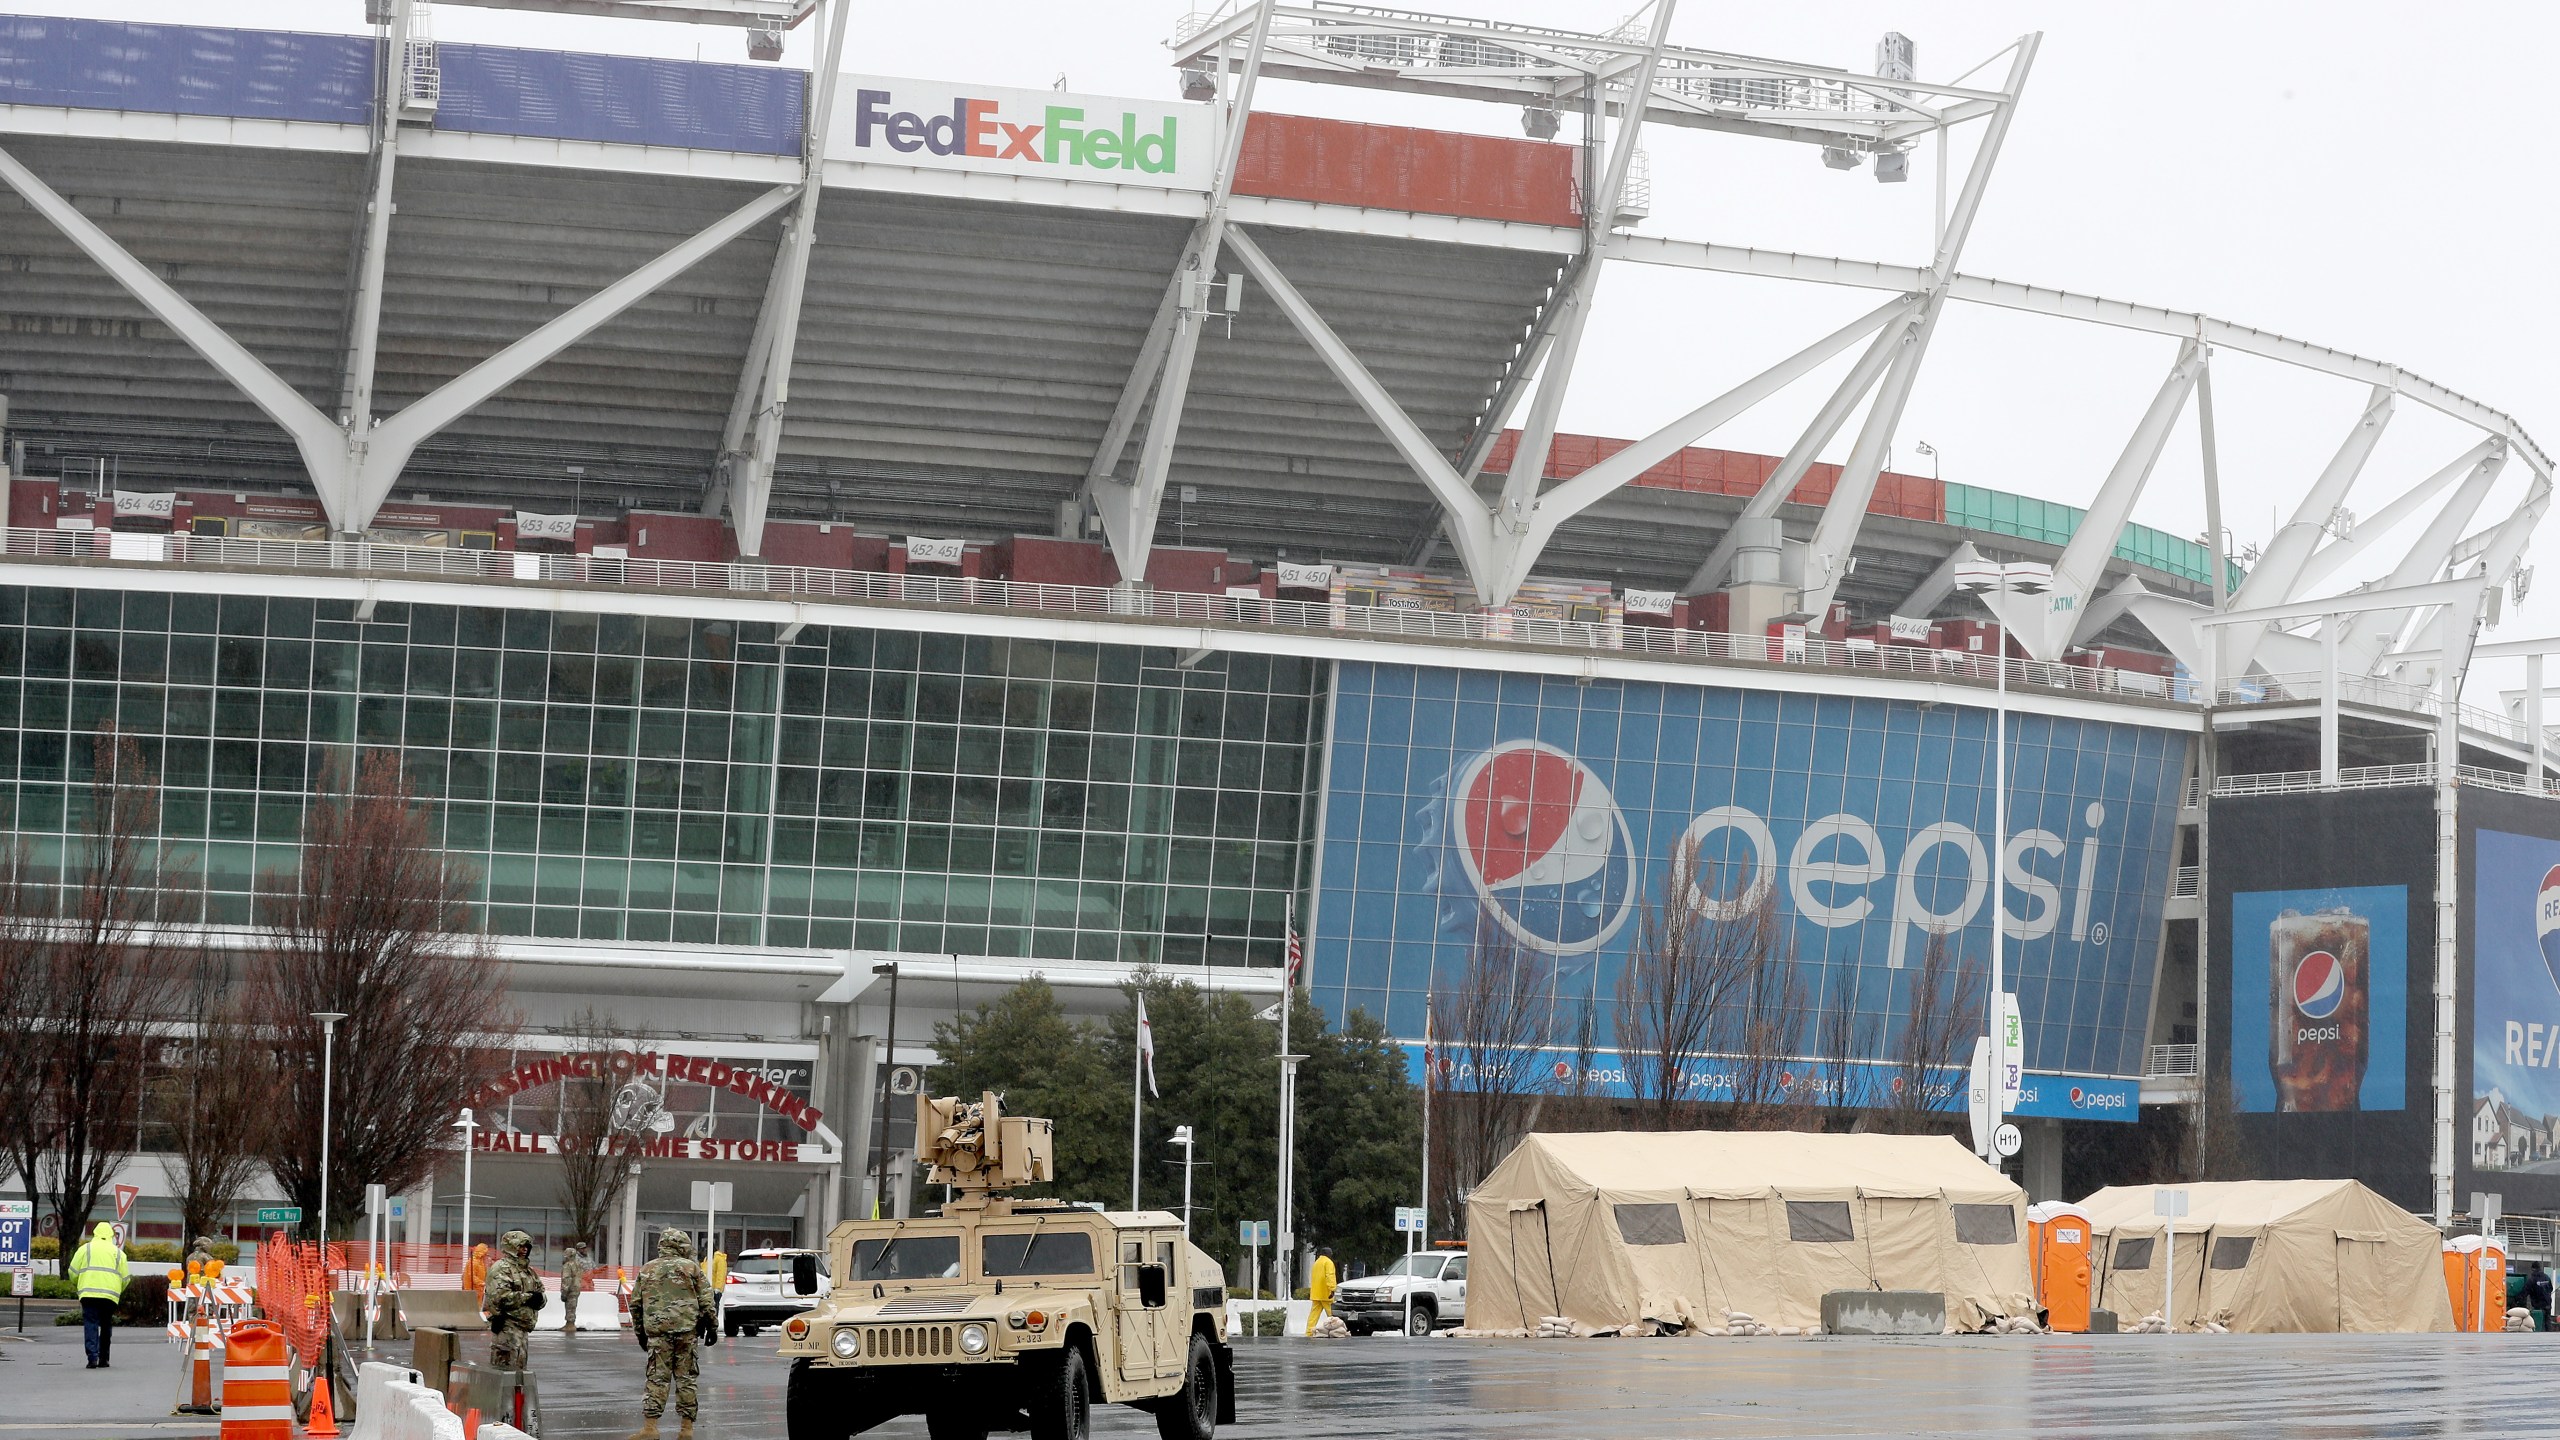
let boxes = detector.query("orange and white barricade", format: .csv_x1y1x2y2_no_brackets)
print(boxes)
218,1321,294,1440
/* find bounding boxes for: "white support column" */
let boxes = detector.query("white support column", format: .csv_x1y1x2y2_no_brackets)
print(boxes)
2319,615,2342,787
2531,652,2547,792
1681,298,1919,595
1481,294,1909,602
702,212,801,518
1495,5,1676,526
723,0,854,560
1088,2,1278,585
2028,339,2203,656
355,183,799,531
1225,226,1496,581
1795,34,2039,623
2218,384,2397,675
337,0,413,467
2340,442,2506,669
0,139,346,510
2293,439,2499,594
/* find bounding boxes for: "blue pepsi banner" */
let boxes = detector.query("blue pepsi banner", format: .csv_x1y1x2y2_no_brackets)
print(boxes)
2228,885,2409,1113
1311,662,2189,1098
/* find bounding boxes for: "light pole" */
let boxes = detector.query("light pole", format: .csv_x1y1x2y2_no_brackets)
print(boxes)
314,1012,346,1255
1950,563,2047,1162
1916,440,1939,483
452,1107,479,1258
1170,1126,1196,1240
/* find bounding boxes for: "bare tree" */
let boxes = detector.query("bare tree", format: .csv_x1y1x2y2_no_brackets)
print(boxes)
1615,841,1795,1130
1805,964,1881,1132
153,952,274,1244
1879,933,1982,1135
1426,925,1553,1235
1714,899,1805,1132
0,842,41,1201
553,1011,643,1250
8,730,184,1240
250,751,516,1236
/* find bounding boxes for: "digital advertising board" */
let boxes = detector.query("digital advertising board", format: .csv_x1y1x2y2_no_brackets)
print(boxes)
2457,786,2560,1212
1309,660,2192,1111
2206,787,2434,1208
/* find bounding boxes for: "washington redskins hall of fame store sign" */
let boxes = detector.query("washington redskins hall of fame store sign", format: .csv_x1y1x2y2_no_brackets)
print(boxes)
465,1043,842,1165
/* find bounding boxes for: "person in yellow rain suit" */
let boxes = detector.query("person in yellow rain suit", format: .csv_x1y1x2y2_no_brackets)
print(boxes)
1305,1247,1336,1335
462,1242,492,1293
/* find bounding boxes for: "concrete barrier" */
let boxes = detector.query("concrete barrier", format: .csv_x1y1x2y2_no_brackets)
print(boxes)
1819,1290,1947,1336
394,1291,487,1332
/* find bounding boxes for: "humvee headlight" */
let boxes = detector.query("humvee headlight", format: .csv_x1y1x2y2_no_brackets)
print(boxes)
959,1324,990,1356
1006,1311,1027,1330
830,1328,860,1359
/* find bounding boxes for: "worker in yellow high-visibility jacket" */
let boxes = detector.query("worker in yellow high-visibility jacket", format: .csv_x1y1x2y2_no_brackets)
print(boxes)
69,1222,130,1369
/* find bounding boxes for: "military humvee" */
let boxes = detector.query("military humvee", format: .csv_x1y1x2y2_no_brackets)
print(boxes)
779,1092,1236,1440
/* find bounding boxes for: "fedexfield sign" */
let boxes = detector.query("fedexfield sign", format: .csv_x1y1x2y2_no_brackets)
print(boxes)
827,75,1213,189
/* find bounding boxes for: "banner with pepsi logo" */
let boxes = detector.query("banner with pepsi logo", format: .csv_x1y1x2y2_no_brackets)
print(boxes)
1310,661,2190,1094
2468,820,2560,1184
2226,884,2410,1113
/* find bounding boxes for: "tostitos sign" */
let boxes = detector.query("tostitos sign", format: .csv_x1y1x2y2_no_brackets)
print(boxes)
827,76,1213,189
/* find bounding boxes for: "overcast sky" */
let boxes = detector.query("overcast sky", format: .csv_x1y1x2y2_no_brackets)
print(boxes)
31,2,2560,699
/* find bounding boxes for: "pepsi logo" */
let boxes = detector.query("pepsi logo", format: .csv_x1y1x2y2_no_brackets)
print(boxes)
2069,1087,2084,1105
1450,740,1636,955
2292,950,2345,1020
1552,1060,1572,1083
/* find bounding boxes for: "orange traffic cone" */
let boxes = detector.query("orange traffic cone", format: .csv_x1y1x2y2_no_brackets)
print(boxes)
462,1407,482,1440
304,1375,342,1438
173,1315,218,1415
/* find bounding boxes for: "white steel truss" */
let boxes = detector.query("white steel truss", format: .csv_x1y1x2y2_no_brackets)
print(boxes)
0,130,794,534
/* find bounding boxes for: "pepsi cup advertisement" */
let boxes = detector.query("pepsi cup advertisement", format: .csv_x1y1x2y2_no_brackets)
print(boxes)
2228,886,2408,1113
2469,828,2560,1172
1311,661,2188,1092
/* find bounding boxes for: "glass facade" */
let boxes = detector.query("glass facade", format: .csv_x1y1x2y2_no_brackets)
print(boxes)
0,585,1322,966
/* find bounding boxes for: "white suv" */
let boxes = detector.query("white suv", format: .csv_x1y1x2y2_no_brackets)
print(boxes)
721,1247,830,1336
1329,1250,1467,1336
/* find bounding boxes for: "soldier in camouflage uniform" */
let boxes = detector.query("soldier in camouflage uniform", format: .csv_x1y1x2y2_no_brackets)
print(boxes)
559,1243,591,1342
628,1229,715,1440
481,1229,547,1371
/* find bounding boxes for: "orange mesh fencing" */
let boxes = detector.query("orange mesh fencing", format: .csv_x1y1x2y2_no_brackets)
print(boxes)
251,1232,348,1370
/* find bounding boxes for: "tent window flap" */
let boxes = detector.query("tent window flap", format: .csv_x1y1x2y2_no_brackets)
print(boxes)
1613,1203,1686,1247
1952,1203,2018,1245
1785,1201,1854,1244
2209,1235,2254,1270
2113,1236,2155,1270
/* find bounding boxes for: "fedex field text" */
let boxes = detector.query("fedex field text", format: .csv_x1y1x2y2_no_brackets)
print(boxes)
852,90,1179,173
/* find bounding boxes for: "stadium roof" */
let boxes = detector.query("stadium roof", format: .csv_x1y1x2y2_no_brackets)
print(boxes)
0,5,2546,679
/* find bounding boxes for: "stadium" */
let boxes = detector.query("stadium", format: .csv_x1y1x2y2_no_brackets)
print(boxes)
1,0,2554,1267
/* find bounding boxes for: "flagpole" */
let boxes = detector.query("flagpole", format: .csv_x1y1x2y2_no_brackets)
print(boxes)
1421,998,1432,1260
1131,994,1145,1212
1277,897,1298,1308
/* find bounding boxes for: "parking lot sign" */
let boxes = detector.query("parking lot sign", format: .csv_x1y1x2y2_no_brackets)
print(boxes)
1394,1206,1423,1234
1238,1220,1269,1247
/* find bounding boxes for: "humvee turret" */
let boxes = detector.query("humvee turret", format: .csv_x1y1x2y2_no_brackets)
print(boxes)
779,1092,1236,1440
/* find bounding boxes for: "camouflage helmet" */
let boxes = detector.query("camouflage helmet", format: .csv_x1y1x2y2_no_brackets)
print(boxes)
501,1229,534,1260
657,1229,695,1258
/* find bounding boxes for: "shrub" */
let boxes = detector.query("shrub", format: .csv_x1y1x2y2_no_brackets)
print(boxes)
1241,1305,1291,1337
131,1242,183,1264
113,1274,170,1326
31,1236,58,1260
33,1275,77,1300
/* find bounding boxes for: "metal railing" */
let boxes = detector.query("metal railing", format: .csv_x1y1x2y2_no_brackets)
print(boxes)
2144,1044,2200,1078
2211,763,2438,797
2,526,2188,703
2169,866,2200,899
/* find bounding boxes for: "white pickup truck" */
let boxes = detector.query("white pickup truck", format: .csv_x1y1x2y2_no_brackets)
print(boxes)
1328,1250,1467,1336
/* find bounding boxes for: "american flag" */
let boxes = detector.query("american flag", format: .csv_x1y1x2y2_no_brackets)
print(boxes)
1136,992,1159,1098
1284,896,1302,987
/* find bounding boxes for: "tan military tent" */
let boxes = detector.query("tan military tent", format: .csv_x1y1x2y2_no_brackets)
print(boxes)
1464,1131,2035,1332
2078,1180,2452,1333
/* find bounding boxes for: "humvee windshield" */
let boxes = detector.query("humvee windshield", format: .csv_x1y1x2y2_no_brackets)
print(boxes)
980,1231,1096,1278
851,1234,962,1281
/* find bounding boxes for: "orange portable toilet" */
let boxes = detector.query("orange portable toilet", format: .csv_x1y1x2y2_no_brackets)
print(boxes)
2443,1236,2509,1332
2029,1202,2096,1333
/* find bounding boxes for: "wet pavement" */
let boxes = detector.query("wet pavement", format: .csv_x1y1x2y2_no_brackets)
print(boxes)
11,1320,2560,1438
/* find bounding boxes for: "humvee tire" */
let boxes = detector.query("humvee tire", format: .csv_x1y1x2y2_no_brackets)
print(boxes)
1154,1331,1218,1440
1026,1343,1093,1440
